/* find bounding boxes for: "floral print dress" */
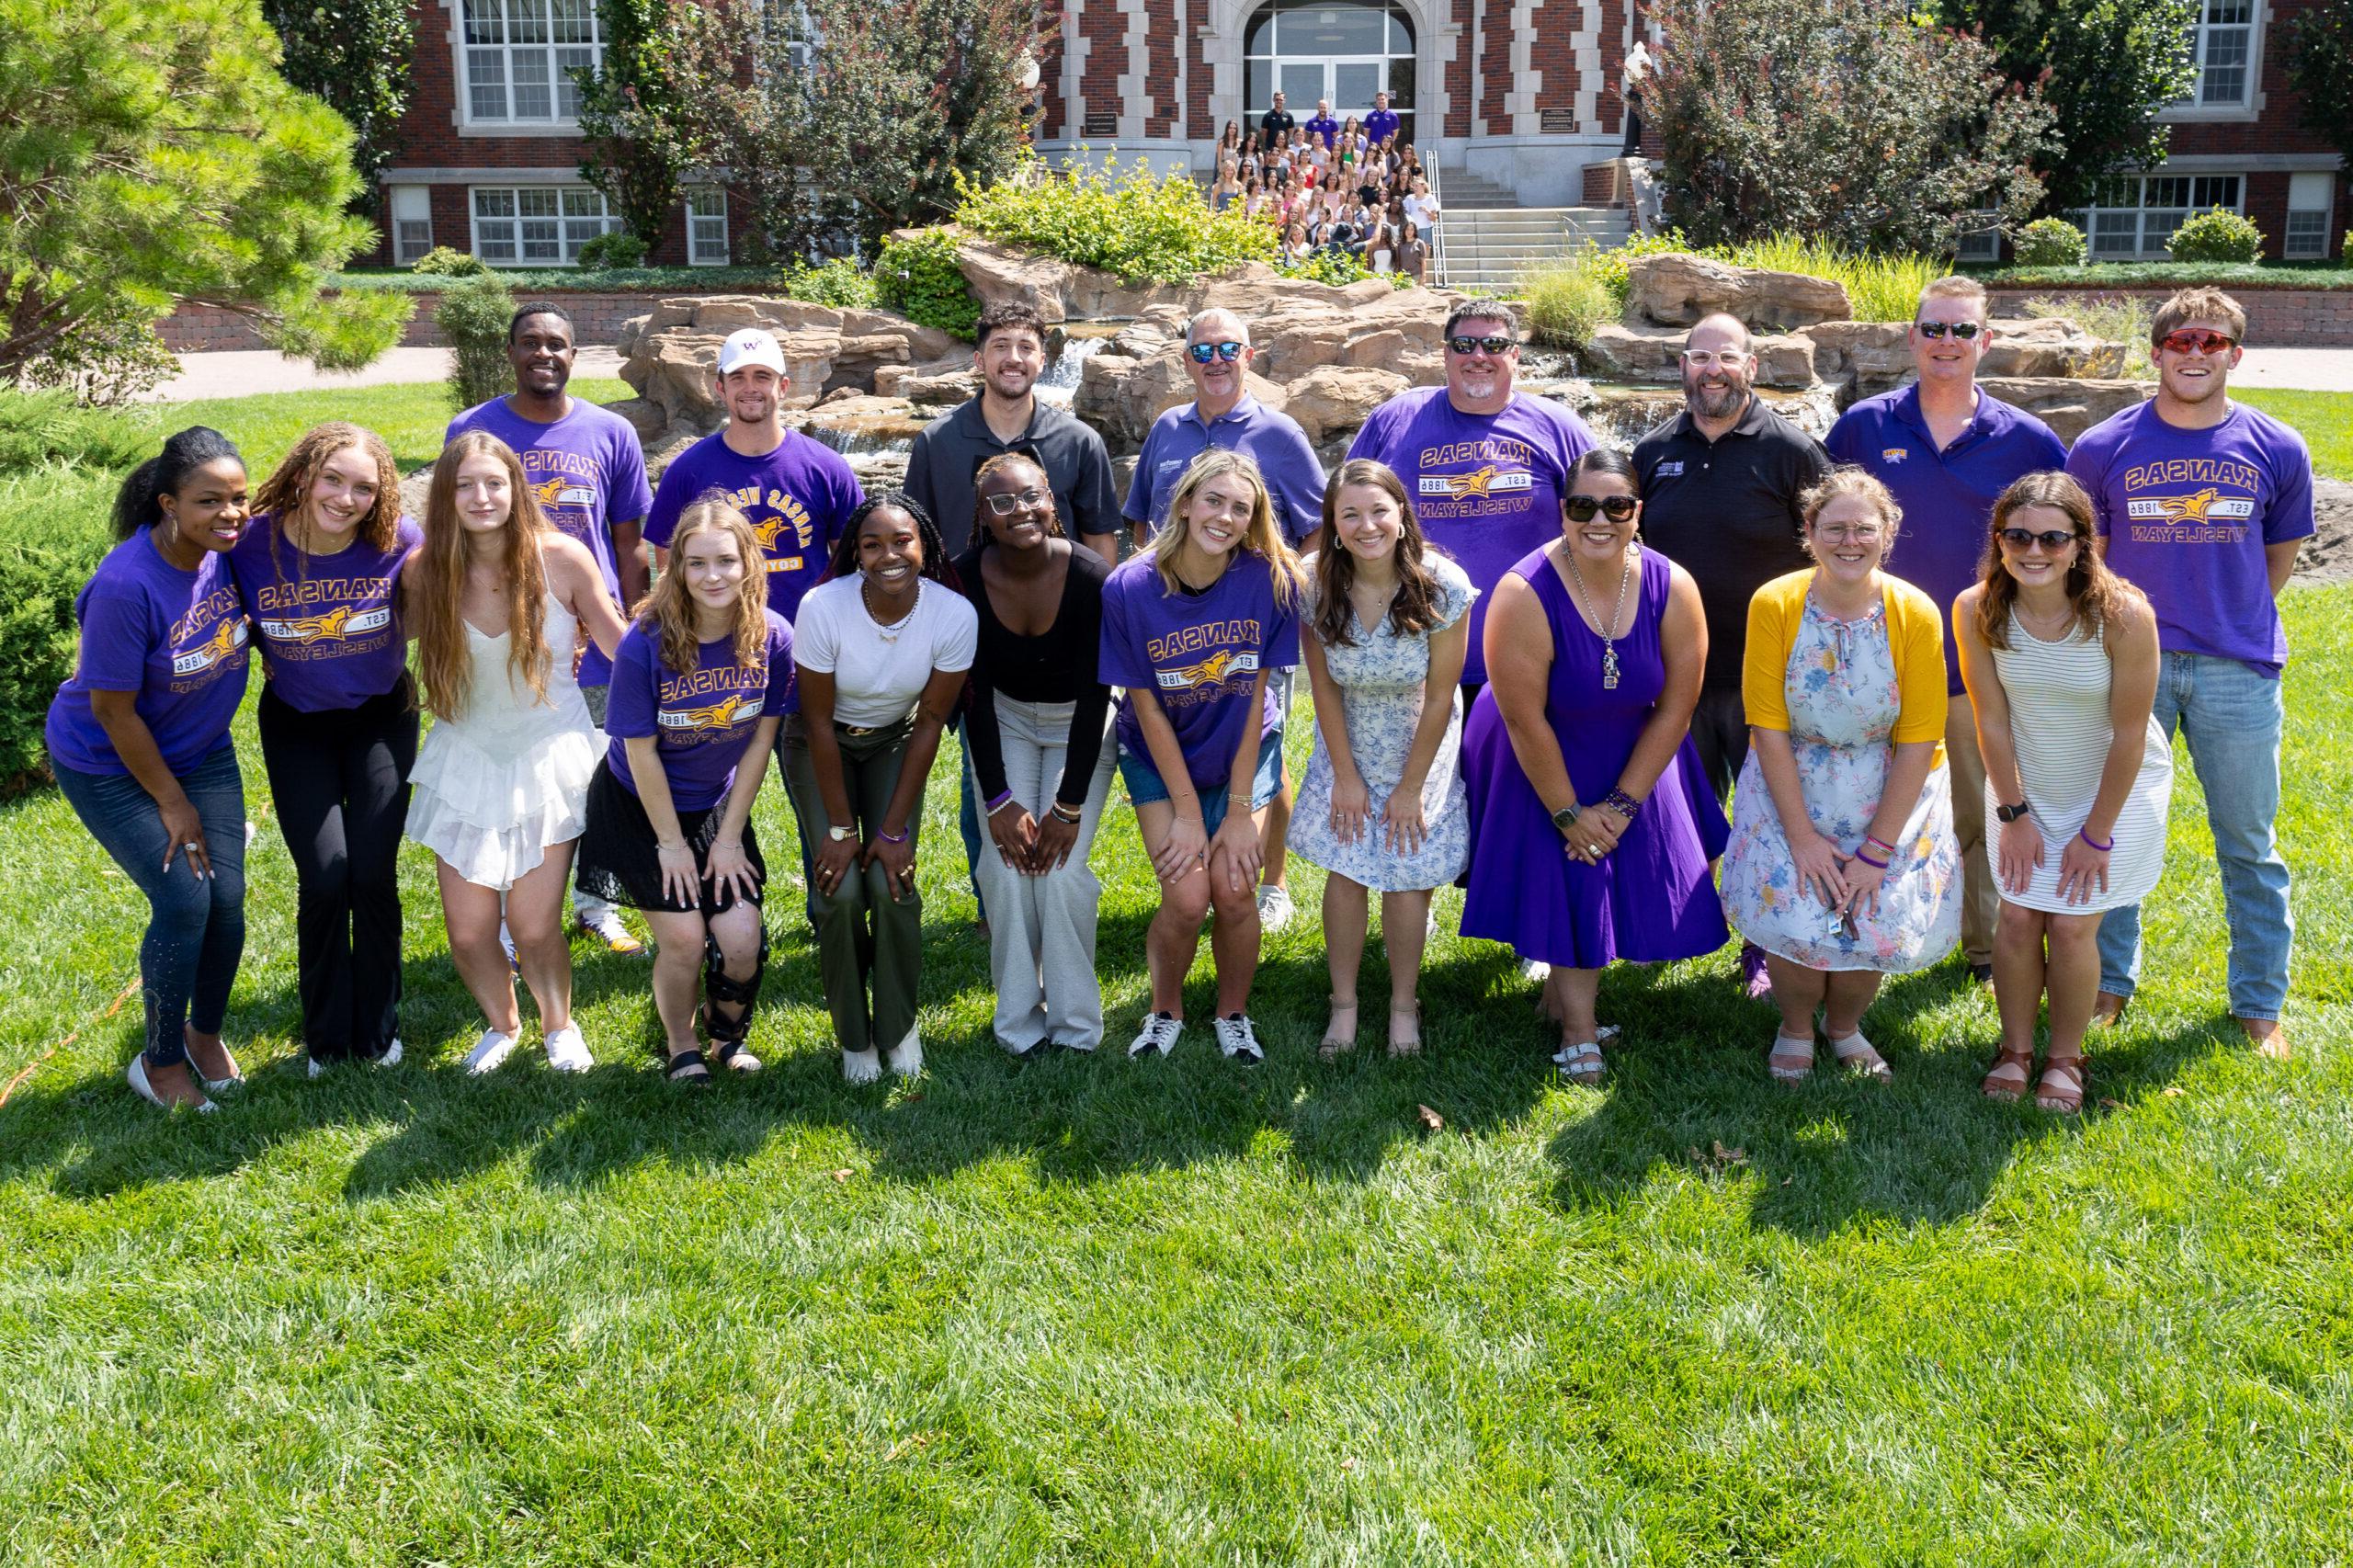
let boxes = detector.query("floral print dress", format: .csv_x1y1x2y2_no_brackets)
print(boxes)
1722,594,1961,972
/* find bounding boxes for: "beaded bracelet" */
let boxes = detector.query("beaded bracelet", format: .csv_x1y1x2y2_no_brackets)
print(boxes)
1602,787,1643,820
1853,847,1890,869
1049,801,1084,824
2078,827,2113,852
985,790,1018,817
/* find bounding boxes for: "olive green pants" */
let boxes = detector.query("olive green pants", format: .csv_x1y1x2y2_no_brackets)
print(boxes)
779,713,922,1057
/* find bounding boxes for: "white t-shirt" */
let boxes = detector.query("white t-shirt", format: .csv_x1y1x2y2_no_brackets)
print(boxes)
1404,193,1437,230
793,575,977,728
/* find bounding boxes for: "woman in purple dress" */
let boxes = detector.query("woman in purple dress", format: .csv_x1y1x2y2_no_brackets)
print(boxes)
1461,449,1728,1084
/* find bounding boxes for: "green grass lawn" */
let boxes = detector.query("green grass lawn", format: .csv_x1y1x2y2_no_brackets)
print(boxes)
1,384,2349,1563
2235,389,2353,481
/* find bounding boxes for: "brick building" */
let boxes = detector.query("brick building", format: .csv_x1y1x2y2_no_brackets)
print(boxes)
371,0,2341,267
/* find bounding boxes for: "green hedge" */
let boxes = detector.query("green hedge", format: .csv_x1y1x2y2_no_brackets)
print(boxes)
331,266,789,293
1980,262,2353,289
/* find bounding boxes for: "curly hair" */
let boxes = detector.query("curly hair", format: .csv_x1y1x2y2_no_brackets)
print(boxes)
1310,459,1449,648
1974,472,2133,652
412,431,553,722
640,500,770,676
249,422,404,585
971,451,1064,545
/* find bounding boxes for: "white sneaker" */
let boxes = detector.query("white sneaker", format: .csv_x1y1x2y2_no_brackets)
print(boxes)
373,1038,404,1068
886,1028,924,1079
1128,1011,1183,1058
1212,1013,1266,1065
465,1028,518,1075
307,1056,330,1080
843,1047,883,1084
573,903,647,957
1256,882,1296,932
544,1024,594,1073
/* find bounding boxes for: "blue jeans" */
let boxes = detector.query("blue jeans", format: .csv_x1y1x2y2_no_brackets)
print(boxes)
54,743,248,1069
2097,652,2292,1019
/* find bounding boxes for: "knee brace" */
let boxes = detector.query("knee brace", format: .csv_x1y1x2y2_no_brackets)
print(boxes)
701,924,770,1044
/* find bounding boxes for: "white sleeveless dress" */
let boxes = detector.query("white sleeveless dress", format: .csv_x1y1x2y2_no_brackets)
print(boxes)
1984,609,2173,915
407,594,600,891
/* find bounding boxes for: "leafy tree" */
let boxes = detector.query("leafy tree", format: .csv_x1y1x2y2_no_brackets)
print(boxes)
1647,0,2059,256
574,0,699,250
258,0,416,210
0,0,412,396
2284,2,2353,172
1938,0,2196,213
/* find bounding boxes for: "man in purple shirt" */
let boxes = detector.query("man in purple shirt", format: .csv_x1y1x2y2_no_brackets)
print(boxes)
1364,92,1400,149
1828,276,2068,986
448,302,654,954
1305,99,1340,147
1126,306,1330,932
2065,288,2311,1057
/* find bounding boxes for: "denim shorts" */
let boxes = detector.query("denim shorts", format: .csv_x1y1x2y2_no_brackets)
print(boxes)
1120,734,1284,836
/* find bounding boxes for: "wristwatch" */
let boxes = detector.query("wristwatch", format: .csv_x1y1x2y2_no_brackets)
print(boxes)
1551,803,1580,837
827,824,856,843
1995,800,2031,824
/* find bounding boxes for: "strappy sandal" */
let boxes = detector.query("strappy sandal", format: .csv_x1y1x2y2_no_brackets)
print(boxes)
1387,1006,1422,1059
1827,1028,1893,1083
1319,997,1359,1062
665,1047,710,1085
1981,1047,2035,1103
1556,1040,1606,1085
2034,1053,2086,1114
1768,1030,1815,1084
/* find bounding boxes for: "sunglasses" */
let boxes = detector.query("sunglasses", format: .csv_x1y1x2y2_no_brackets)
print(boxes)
1915,321,1984,340
1448,335,1518,356
2158,327,2237,356
983,487,1051,517
1188,341,1247,363
1998,527,2079,551
1565,495,1639,522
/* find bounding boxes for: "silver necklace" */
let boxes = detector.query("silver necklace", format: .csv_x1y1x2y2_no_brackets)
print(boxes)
863,576,920,642
1565,543,1635,689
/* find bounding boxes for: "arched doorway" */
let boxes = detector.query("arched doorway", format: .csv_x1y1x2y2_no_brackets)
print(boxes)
1244,0,1416,144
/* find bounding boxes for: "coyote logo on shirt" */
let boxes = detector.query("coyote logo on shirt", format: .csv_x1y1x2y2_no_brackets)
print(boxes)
2120,458,2259,541
171,616,249,677
259,605,395,645
661,692,761,733
1158,648,1257,691
530,474,597,514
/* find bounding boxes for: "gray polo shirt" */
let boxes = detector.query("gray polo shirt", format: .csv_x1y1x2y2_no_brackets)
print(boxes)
903,396,1122,557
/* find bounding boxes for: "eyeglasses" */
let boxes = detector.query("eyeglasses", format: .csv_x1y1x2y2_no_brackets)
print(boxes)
1915,320,1984,340
1814,525,1883,545
982,487,1051,516
1998,528,2078,551
2159,327,2237,356
1447,335,1518,356
1188,341,1247,363
1680,349,1748,369
1564,495,1639,522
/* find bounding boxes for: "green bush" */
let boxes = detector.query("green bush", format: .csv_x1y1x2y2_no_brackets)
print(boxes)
2013,218,2089,268
780,256,881,310
1518,257,1616,353
1279,249,1372,287
2166,208,2265,265
574,231,649,270
411,245,489,278
436,272,518,412
2023,294,2155,381
875,229,981,339
0,390,154,477
954,153,1278,284
0,391,126,787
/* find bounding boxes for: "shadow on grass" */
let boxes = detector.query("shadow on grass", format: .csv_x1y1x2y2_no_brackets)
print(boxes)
1544,960,2233,1237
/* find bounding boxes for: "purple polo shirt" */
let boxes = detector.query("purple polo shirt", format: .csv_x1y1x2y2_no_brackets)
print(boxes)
1305,113,1340,147
2065,399,2314,676
1827,384,2069,693
1364,108,1401,146
1124,394,1328,547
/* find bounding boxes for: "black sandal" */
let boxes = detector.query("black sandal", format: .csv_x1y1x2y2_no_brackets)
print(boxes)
665,1047,710,1085
712,1039,763,1074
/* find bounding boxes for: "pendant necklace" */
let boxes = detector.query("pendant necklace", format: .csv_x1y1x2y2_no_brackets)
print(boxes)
864,575,920,642
1566,543,1634,689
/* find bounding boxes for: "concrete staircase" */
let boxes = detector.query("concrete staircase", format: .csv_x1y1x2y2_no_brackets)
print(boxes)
1431,168,1631,292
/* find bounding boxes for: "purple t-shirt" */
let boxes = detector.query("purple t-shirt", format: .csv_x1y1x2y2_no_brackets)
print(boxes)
2065,399,2315,676
1827,385,2068,693
604,611,798,811
1347,387,1594,685
1099,551,1300,790
46,530,252,776
226,514,421,711
448,397,653,687
644,431,865,624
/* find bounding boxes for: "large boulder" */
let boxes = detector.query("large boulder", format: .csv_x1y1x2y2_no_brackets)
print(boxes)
1282,366,1410,446
1975,377,2151,444
1628,253,1852,333
1584,322,1813,389
1981,318,2126,381
620,295,956,438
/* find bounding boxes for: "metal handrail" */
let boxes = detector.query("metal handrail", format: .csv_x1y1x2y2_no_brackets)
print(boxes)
1427,161,1447,290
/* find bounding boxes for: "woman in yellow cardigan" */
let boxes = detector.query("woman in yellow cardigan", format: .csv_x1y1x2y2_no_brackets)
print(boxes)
1720,468,1962,1082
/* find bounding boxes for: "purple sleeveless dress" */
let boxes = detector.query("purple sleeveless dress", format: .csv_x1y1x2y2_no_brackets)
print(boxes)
1461,544,1730,968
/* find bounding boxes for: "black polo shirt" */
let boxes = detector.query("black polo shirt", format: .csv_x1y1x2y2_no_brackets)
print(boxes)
903,395,1122,557
1260,108,1297,140
1633,396,1834,688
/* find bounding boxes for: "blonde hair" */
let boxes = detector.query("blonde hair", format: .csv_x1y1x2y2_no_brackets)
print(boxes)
1975,472,2134,652
413,431,552,721
2151,285,2246,347
640,500,769,677
1799,466,1904,561
1152,449,1307,608
1918,275,1989,319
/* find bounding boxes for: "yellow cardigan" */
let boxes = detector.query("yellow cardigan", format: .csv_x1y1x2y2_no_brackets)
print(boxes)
1741,569,1948,759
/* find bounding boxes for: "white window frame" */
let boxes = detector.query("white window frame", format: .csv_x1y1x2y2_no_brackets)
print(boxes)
2067,173,2244,262
455,0,606,130
2165,0,2264,121
686,188,732,267
468,185,622,267
1952,211,2002,265
389,186,435,265
2284,171,2335,261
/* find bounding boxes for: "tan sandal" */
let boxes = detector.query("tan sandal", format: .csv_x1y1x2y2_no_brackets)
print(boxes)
1767,1030,1815,1084
1318,998,1359,1062
1386,1006,1421,1058
1827,1028,1893,1083
2034,1053,2086,1114
1981,1047,2034,1103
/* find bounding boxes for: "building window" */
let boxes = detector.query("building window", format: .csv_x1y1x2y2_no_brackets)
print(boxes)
1243,0,1416,148
462,0,604,124
2068,174,2242,260
2186,0,2254,109
1953,213,2001,264
470,186,620,265
687,189,731,267
2285,172,2335,261
389,187,434,265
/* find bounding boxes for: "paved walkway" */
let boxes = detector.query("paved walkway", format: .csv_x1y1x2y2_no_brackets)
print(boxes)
2231,347,2353,393
143,346,627,403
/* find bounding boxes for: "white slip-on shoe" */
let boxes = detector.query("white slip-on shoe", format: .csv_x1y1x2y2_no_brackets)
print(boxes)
372,1038,404,1068
842,1047,883,1085
128,1055,215,1113
886,1028,924,1079
544,1024,594,1074
464,1028,518,1075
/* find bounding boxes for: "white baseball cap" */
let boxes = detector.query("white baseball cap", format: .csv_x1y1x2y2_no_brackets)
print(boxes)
717,327,786,376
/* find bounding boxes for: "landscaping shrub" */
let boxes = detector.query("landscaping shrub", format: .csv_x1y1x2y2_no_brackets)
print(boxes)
1279,249,1373,287
574,231,650,270
2013,218,2089,268
781,256,881,310
2166,208,2266,265
410,245,488,278
436,272,518,412
2024,294,2155,381
953,153,1278,284
875,229,981,339
1519,258,1616,353
0,390,153,476
1711,234,1944,323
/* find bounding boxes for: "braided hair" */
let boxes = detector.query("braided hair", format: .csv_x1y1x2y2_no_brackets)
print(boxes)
112,426,243,540
824,490,963,595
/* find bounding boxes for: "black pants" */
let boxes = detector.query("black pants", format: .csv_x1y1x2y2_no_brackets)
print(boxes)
258,678,419,1062
1688,685,1751,803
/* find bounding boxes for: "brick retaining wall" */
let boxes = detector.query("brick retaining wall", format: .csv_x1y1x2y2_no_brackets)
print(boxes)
156,290,737,355
1990,287,2353,347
